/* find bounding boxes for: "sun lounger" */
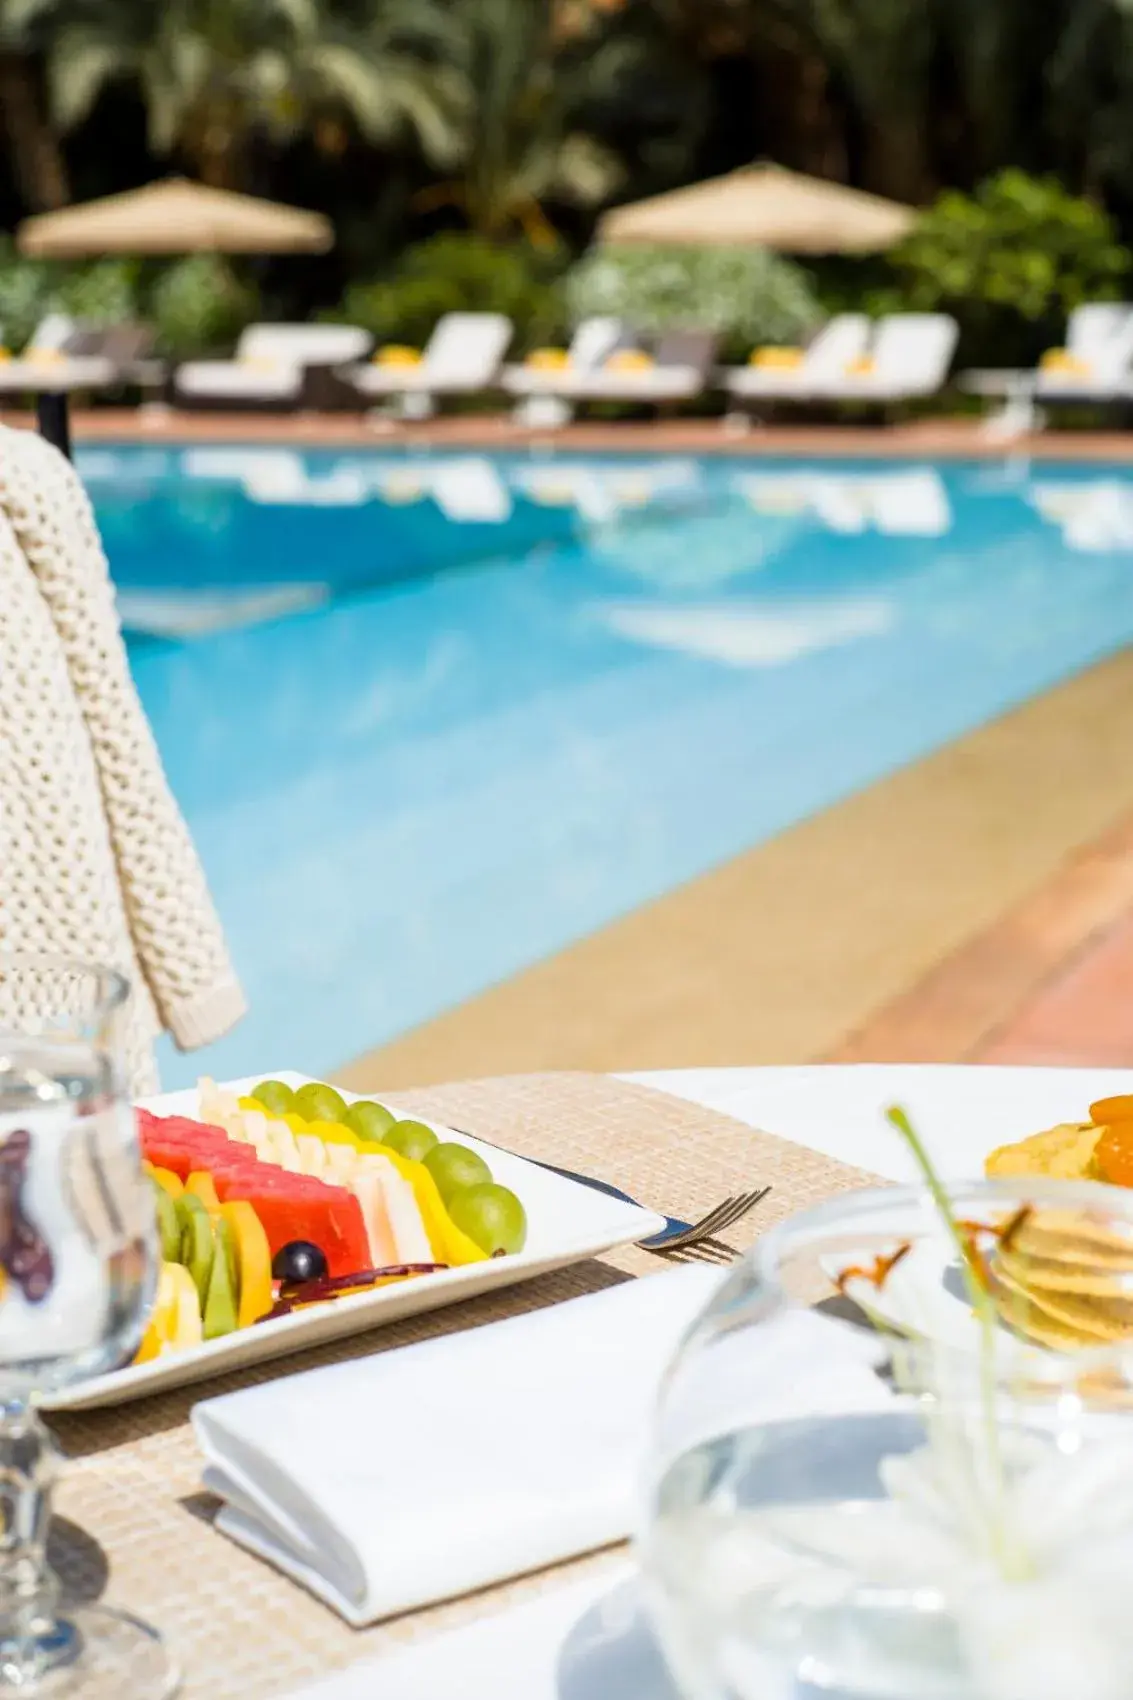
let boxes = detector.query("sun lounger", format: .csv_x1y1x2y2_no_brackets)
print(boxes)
343,313,513,418
722,315,871,405
806,314,959,404
505,328,715,421
502,318,632,398
174,324,372,410
1033,304,1133,401
961,304,1133,436
0,314,119,453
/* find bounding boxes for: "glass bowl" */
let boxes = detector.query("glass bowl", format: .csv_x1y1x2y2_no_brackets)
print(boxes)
638,1178,1133,1700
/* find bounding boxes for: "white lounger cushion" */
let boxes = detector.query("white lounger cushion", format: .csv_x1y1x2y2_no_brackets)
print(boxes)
1034,305,1133,397
501,317,632,396
724,315,871,398
816,314,958,400
176,364,304,400
175,323,371,401
514,365,703,402
349,312,513,397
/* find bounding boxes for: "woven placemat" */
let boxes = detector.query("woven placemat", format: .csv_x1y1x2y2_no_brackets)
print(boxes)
47,1072,878,1699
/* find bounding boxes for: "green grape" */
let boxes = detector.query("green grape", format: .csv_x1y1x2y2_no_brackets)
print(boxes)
251,1079,295,1115
381,1119,439,1162
448,1184,527,1257
423,1142,492,1206
343,1100,398,1143
293,1082,348,1124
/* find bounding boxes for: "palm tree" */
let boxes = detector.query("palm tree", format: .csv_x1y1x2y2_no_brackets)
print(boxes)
0,0,69,208
46,0,463,191
419,0,639,243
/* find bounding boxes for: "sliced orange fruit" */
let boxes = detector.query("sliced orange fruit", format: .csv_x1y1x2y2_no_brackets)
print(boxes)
1095,1124,1133,1187
1091,1095,1133,1126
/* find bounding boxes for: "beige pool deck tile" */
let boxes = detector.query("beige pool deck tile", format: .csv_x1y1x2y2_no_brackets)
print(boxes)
339,650,1133,1092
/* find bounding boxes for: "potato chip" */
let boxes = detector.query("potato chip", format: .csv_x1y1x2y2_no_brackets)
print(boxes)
990,1268,1127,1346
997,1245,1133,1299
984,1123,1100,1181
1005,1207,1133,1266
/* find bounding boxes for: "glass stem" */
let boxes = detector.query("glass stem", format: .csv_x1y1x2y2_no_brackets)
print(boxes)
0,1401,61,1683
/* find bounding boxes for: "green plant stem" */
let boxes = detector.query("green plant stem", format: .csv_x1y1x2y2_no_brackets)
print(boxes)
886,1105,1034,1582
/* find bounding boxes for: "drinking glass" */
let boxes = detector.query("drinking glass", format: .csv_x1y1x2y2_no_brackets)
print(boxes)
0,956,175,1698
640,1178,1133,1700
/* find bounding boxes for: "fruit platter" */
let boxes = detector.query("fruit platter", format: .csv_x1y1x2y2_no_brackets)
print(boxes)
43,1073,663,1411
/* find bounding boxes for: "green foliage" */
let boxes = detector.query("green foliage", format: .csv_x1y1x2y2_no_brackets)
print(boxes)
878,169,1132,364
329,232,565,351
426,0,638,241
47,0,462,190
0,237,56,350
56,257,140,324
564,243,821,357
148,254,258,356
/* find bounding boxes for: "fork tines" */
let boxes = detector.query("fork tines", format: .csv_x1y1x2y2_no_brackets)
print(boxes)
656,1186,772,1259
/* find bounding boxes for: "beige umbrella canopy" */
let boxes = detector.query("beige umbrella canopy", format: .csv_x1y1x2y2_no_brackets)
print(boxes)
18,177,333,258
598,162,916,255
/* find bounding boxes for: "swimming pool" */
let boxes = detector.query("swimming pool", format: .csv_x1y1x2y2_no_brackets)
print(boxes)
83,444,1133,1087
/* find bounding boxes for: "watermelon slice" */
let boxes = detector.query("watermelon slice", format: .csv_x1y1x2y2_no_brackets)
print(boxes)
139,1108,371,1277
225,1179,370,1278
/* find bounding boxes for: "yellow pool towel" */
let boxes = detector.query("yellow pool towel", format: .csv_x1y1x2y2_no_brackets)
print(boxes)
750,346,804,369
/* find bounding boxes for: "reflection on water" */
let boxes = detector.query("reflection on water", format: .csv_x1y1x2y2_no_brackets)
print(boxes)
83,447,1133,1086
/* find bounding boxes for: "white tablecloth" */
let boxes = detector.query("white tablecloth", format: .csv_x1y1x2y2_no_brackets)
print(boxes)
623,1063,1133,1183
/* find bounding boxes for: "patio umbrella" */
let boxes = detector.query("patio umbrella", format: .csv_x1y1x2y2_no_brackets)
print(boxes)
16,179,332,457
17,177,333,258
597,162,916,254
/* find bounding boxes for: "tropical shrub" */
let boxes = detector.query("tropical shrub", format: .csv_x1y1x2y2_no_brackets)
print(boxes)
149,254,258,356
330,232,566,352
877,169,1132,365
0,240,57,351
57,258,141,326
564,243,822,357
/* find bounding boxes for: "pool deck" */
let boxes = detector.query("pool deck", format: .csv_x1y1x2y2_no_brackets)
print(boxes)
13,404,1133,461
12,408,1131,1082
340,649,1133,1091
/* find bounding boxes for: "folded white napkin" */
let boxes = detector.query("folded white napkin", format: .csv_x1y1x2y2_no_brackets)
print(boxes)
192,1268,722,1625
279,1563,677,1700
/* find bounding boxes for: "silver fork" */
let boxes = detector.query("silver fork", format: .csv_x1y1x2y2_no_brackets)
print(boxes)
444,1127,771,1265
518,1156,770,1261
650,1189,772,1263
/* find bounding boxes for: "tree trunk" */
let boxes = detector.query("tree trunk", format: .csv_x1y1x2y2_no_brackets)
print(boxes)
863,113,931,204
0,51,69,210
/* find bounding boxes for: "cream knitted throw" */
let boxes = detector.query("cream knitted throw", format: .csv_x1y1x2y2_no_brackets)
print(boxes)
0,424,246,1092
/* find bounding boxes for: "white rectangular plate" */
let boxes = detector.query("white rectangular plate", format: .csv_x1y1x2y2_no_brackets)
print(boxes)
43,1074,664,1411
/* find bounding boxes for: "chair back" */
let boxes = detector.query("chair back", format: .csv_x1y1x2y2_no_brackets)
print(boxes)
653,329,718,375
802,315,871,377
421,313,513,382
236,323,372,367
871,314,959,390
569,317,631,370
1065,304,1133,361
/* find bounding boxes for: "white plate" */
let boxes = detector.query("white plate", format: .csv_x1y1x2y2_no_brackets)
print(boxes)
43,1074,664,1411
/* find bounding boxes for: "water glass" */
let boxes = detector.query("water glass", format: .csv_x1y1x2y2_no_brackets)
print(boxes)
0,956,175,1697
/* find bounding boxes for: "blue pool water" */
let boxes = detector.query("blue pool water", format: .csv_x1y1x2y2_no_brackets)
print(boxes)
82,444,1133,1088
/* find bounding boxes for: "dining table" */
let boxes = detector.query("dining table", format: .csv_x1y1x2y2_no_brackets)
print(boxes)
46,1061,1133,1699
